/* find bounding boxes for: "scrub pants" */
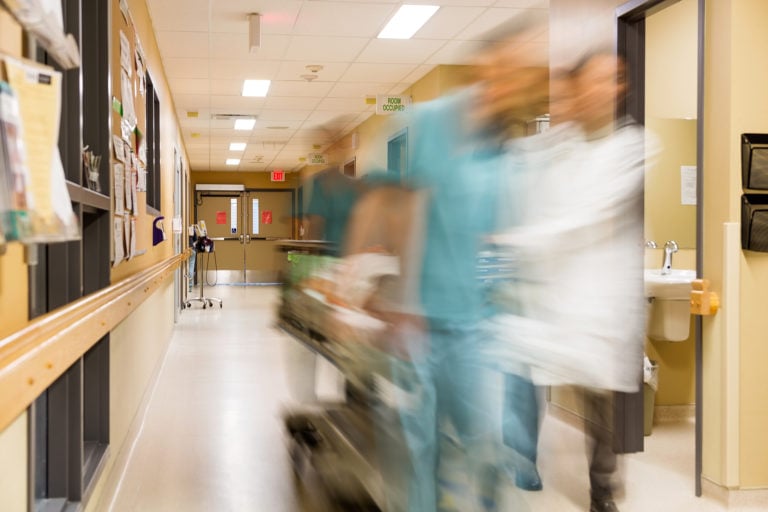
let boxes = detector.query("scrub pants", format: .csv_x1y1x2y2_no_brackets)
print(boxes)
389,322,501,512
503,373,541,469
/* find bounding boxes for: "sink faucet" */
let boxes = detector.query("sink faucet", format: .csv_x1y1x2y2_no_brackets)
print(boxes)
661,240,678,275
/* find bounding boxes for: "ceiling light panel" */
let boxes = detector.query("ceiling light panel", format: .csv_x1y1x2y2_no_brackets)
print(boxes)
226,158,241,165
229,142,247,151
378,5,440,39
242,79,271,97
234,118,256,130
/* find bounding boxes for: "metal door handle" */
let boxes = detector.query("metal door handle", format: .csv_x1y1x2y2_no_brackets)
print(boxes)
245,234,251,243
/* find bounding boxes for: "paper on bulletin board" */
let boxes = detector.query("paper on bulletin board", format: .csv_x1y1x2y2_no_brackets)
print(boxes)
112,134,125,162
119,30,132,77
137,162,147,191
681,165,696,205
126,216,136,259
120,69,136,130
3,56,78,241
113,162,125,215
124,163,132,213
131,169,138,215
113,215,125,265
123,215,132,259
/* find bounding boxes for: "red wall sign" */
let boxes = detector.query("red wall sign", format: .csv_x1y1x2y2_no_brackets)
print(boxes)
262,210,272,224
216,211,226,224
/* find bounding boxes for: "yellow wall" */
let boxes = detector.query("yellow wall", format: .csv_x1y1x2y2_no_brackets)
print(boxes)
110,0,190,283
0,12,30,511
730,0,768,488
645,118,698,248
322,65,473,180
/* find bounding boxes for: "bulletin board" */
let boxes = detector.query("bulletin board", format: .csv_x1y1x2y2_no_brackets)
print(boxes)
109,0,149,266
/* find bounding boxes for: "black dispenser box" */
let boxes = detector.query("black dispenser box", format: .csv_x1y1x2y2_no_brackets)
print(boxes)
741,133,768,190
741,194,768,251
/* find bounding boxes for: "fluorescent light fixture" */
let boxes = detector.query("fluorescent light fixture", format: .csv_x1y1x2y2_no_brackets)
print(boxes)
229,142,247,151
249,13,261,52
378,4,439,39
226,158,240,166
242,79,271,97
234,118,256,130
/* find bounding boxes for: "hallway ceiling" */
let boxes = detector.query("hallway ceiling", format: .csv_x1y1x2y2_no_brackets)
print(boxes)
146,0,549,173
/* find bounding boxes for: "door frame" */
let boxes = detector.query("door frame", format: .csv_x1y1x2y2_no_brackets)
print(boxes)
616,0,705,495
194,188,296,284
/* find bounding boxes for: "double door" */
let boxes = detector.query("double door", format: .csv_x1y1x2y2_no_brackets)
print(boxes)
196,190,294,284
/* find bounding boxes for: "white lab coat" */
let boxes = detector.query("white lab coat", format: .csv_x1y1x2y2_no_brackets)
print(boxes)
485,121,650,392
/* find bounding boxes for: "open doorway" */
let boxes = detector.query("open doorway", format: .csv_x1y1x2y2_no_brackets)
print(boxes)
617,0,704,495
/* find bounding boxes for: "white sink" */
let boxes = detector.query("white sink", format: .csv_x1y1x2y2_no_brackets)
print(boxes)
644,268,696,342
644,269,697,300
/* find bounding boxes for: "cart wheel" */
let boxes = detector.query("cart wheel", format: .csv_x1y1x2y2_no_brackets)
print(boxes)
203,303,207,309
219,302,223,308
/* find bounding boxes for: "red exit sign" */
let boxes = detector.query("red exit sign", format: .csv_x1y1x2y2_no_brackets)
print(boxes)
271,170,285,182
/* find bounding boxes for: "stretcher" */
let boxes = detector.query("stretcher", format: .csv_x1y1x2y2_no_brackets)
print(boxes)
276,240,411,511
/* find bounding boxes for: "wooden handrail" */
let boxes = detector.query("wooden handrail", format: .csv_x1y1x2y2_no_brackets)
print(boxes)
0,252,188,432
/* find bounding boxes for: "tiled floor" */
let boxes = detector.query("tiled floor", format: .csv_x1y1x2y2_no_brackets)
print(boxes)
107,285,729,512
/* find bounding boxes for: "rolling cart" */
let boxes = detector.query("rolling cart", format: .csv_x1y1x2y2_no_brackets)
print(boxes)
185,233,222,309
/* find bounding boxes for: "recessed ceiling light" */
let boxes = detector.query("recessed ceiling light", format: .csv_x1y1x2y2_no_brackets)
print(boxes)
226,158,240,166
378,5,439,40
242,79,271,97
229,142,247,151
234,118,256,130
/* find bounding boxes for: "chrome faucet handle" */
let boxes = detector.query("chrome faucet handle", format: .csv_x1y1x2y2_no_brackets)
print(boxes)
661,240,679,274
645,240,658,248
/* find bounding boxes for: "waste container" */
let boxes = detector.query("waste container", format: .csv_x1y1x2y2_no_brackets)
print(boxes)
643,357,659,436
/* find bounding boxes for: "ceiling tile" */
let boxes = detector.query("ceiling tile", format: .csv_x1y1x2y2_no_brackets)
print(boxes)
357,39,446,65
263,96,321,110
147,0,209,32
414,7,486,39
209,95,267,110
210,60,282,81
341,63,416,83
156,31,209,59
268,80,334,98
292,2,397,38
275,61,348,82
169,78,210,95
210,33,292,61
283,36,369,63
163,58,210,79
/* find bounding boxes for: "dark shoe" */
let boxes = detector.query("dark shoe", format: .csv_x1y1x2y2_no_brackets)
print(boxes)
590,498,619,512
514,466,543,491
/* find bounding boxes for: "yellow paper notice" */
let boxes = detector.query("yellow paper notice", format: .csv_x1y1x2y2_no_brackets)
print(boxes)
2,56,61,223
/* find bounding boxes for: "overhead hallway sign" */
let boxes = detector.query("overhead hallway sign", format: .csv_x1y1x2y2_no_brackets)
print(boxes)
376,95,411,115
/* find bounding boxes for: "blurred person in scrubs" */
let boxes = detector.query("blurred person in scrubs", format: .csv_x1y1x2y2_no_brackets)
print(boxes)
382,10,550,512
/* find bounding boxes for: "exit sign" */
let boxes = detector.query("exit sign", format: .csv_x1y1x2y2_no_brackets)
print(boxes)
271,170,285,182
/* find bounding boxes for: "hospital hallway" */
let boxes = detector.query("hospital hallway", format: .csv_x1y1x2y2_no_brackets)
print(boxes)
103,285,734,512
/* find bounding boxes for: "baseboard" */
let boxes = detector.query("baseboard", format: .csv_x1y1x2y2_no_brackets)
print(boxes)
654,404,695,423
702,477,768,508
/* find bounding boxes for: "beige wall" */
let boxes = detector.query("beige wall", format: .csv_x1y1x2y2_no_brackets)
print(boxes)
729,0,768,488
86,280,175,510
0,413,27,512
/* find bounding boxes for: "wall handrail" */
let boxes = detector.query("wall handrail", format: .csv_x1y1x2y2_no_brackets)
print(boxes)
0,252,187,432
